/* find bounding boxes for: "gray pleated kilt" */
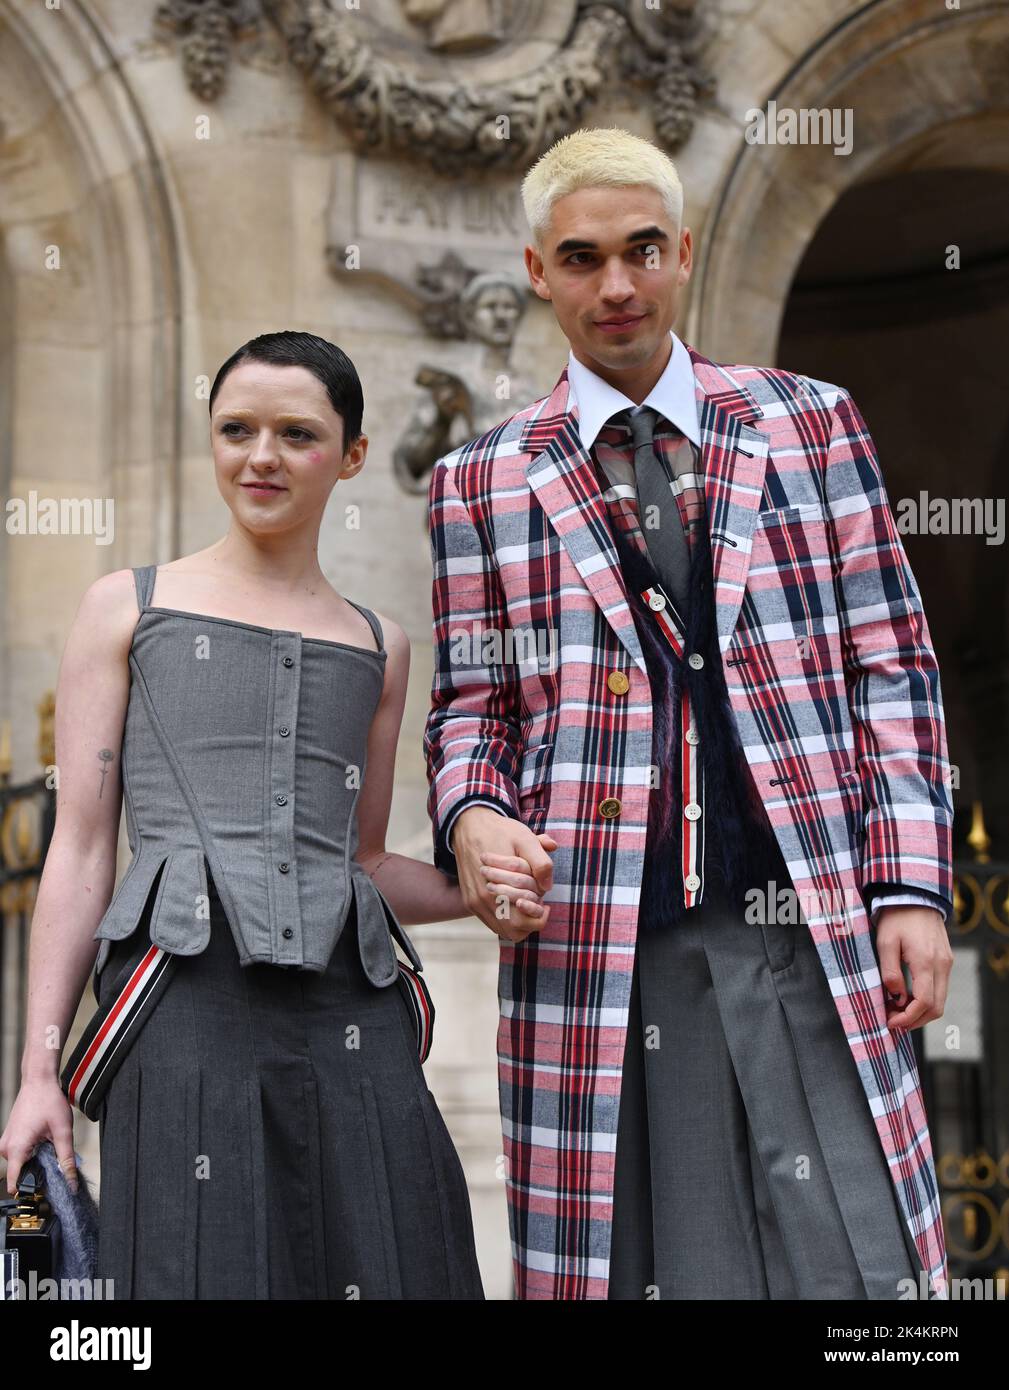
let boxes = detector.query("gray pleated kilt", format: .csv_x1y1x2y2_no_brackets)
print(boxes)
607,876,927,1300
93,883,484,1300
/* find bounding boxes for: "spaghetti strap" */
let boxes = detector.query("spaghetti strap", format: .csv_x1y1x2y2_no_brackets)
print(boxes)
132,564,157,613
346,598,385,655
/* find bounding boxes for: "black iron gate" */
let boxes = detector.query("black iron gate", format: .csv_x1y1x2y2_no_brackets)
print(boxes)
916,807,1009,1291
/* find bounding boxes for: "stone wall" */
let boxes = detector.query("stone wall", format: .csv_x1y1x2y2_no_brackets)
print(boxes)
1,0,1004,1297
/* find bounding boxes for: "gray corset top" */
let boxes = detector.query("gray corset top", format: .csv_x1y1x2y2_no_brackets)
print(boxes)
91,565,422,984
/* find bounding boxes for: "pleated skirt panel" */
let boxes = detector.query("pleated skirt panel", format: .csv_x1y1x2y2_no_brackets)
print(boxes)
607,880,925,1301
94,889,484,1301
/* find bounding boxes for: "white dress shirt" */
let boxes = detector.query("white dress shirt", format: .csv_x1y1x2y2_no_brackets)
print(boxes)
566,329,701,454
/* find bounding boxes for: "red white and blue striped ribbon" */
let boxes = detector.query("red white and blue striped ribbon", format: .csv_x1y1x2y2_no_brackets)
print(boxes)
641,583,705,909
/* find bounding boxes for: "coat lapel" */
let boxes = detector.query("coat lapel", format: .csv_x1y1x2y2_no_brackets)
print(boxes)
520,343,771,667
521,373,648,675
687,345,772,653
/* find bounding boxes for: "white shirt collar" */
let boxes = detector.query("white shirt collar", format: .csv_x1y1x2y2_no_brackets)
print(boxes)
566,330,701,453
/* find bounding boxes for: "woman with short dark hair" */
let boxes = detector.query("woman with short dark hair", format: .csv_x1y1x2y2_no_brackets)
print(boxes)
0,330,548,1299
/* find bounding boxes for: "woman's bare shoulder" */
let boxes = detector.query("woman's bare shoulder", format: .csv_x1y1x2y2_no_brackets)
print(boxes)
368,609,409,698
369,609,408,655
70,568,143,657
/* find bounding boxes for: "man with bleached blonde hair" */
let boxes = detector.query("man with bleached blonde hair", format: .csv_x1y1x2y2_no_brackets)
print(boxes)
424,127,953,1300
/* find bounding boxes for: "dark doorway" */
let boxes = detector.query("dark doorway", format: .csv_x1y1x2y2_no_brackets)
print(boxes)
779,166,1009,1289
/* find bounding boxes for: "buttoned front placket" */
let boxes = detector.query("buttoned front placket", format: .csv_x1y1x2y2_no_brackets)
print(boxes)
640,581,706,909
269,633,304,965
591,422,707,911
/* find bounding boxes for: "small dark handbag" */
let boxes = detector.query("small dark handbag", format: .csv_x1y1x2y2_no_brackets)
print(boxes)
1,1143,101,1299
1,1154,62,1297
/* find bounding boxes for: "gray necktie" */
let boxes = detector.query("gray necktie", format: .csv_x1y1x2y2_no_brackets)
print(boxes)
619,406,691,615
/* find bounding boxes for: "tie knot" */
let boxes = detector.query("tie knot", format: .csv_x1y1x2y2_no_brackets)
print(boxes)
615,406,660,453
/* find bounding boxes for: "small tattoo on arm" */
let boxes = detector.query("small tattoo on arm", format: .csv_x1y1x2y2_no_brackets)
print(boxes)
97,748,115,798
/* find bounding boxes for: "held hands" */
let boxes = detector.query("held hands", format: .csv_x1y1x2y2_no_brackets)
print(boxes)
874,905,954,1031
451,806,557,943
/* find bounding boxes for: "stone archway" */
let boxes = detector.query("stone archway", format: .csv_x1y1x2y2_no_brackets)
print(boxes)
685,0,1009,361
0,0,182,707
683,0,1009,845
775,158,1009,850
0,0,183,1173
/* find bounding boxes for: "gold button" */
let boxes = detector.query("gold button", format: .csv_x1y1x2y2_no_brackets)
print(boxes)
607,671,630,695
598,797,622,819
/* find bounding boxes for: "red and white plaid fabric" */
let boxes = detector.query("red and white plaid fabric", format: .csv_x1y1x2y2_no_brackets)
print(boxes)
425,345,953,1299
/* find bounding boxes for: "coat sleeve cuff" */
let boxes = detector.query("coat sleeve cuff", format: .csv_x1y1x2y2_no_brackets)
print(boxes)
866,883,951,926
435,796,513,879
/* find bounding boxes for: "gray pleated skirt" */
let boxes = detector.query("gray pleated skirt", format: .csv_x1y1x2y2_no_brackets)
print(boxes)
94,884,484,1300
607,879,926,1300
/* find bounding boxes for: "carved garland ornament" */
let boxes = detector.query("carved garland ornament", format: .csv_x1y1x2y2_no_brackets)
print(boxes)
154,0,715,172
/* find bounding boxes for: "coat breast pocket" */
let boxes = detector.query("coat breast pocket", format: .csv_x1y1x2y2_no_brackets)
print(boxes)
755,501,827,528
747,502,837,637
517,741,554,836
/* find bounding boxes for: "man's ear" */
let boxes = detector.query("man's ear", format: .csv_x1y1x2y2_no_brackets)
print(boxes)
524,243,551,301
677,226,694,286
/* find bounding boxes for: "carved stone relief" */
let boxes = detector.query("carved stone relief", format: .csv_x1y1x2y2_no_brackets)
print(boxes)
154,0,715,169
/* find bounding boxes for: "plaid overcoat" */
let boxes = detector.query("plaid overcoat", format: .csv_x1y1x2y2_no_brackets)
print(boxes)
424,344,953,1300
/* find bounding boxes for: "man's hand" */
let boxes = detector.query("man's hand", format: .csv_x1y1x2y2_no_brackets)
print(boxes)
451,806,558,943
874,905,954,1031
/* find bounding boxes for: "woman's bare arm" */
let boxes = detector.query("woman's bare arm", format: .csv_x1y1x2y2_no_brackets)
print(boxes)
353,613,545,927
0,568,138,1192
